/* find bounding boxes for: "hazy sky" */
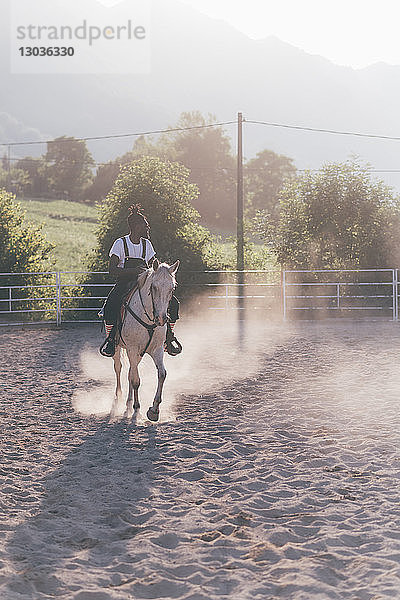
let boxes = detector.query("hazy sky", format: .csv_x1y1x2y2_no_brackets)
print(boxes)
179,0,400,68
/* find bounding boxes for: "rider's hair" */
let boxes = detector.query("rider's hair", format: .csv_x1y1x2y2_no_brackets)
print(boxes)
127,204,149,230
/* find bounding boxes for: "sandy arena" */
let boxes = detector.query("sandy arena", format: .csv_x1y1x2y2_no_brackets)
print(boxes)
1,317,400,599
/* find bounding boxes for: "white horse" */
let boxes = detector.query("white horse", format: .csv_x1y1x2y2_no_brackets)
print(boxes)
111,259,179,421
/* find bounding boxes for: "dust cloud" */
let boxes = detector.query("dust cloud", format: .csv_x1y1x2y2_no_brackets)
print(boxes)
71,292,290,422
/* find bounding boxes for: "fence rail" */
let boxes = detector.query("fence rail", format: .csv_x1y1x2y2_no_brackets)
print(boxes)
0,270,282,326
282,268,398,320
0,268,399,326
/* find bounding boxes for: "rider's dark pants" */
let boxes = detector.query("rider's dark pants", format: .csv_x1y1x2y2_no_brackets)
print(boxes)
104,282,180,325
169,295,180,322
103,281,129,325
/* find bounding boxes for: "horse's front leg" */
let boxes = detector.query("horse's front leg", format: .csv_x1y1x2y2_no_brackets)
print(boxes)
113,346,122,400
127,353,141,414
147,348,166,422
110,346,122,417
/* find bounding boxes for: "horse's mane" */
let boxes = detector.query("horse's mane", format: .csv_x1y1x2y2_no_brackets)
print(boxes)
137,263,176,289
137,269,148,288
154,263,177,284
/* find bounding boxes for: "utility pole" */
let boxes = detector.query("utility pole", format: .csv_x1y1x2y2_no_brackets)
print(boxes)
7,145,11,192
236,112,245,348
236,112,244,271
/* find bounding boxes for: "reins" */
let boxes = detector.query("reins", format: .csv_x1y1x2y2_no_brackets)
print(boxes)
138,284,156,323
122,276,159,357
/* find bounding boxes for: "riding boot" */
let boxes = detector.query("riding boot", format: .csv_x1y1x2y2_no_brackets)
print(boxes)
100,323,117,357
164,322,182,356
164,322,175,351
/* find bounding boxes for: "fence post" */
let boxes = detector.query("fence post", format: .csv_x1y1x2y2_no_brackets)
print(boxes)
282,270,287,320
56,271,61,326
8,287,12,313
337,283,340,309
394,269,399,322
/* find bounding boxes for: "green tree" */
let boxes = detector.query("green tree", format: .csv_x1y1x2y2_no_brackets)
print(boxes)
0,189,53,272
44,136,95,200
256,161,400,269
128,134,166,160
83,136,163,204
0,167,31,197
159,112,236,230
84,160,121,204
89,156,211,273
84,113,236,229
15,157,50,197
0,189,55,322
245,149,296,220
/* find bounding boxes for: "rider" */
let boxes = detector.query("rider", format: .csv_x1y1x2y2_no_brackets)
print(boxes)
100,204,180,357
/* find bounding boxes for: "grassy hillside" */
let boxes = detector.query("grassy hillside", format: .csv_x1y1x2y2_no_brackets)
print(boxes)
17,197,276,272
18,198,99,271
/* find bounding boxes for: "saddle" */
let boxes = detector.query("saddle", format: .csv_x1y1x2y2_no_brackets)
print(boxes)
99,285,137,357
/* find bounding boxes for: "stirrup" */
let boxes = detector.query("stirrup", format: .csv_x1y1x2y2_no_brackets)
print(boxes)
165,322,182,356
165,334,182,356
165,337,182,356
99,336,116,357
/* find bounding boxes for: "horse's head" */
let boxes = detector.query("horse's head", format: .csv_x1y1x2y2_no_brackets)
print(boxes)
148,259,179,326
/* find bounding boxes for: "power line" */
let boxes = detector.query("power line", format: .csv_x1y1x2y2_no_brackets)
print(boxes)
6,117,400,148
6,155,400,174
246,119,400,141
6,156,110,167
4,115,400,173
0,120,237,148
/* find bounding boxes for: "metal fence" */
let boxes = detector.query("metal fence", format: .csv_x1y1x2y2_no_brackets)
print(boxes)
0,270,282,326
282,268,399,320
1,268,399,326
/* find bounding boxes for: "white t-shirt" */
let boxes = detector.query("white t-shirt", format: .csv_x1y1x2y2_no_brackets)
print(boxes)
109,236,156,268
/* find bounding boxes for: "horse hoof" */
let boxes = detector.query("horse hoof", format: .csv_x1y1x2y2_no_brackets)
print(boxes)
147,407,159,422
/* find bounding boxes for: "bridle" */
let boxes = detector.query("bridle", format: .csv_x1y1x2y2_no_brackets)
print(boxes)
123,271,174,357
138,282,156,324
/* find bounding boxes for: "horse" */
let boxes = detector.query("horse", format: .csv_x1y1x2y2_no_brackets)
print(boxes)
111,258,179,422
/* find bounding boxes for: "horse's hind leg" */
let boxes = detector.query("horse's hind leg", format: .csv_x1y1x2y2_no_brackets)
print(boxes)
127,353,141,412
147,349,166,422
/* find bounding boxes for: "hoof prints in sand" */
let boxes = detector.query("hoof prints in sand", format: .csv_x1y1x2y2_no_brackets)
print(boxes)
1,323,400,599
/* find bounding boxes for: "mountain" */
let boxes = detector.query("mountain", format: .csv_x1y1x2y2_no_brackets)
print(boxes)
1,0,400,192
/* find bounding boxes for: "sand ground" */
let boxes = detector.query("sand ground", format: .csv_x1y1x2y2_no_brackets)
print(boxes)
1,318,400,599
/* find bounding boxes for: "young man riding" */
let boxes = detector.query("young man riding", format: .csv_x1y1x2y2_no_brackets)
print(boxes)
100,204,180,357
